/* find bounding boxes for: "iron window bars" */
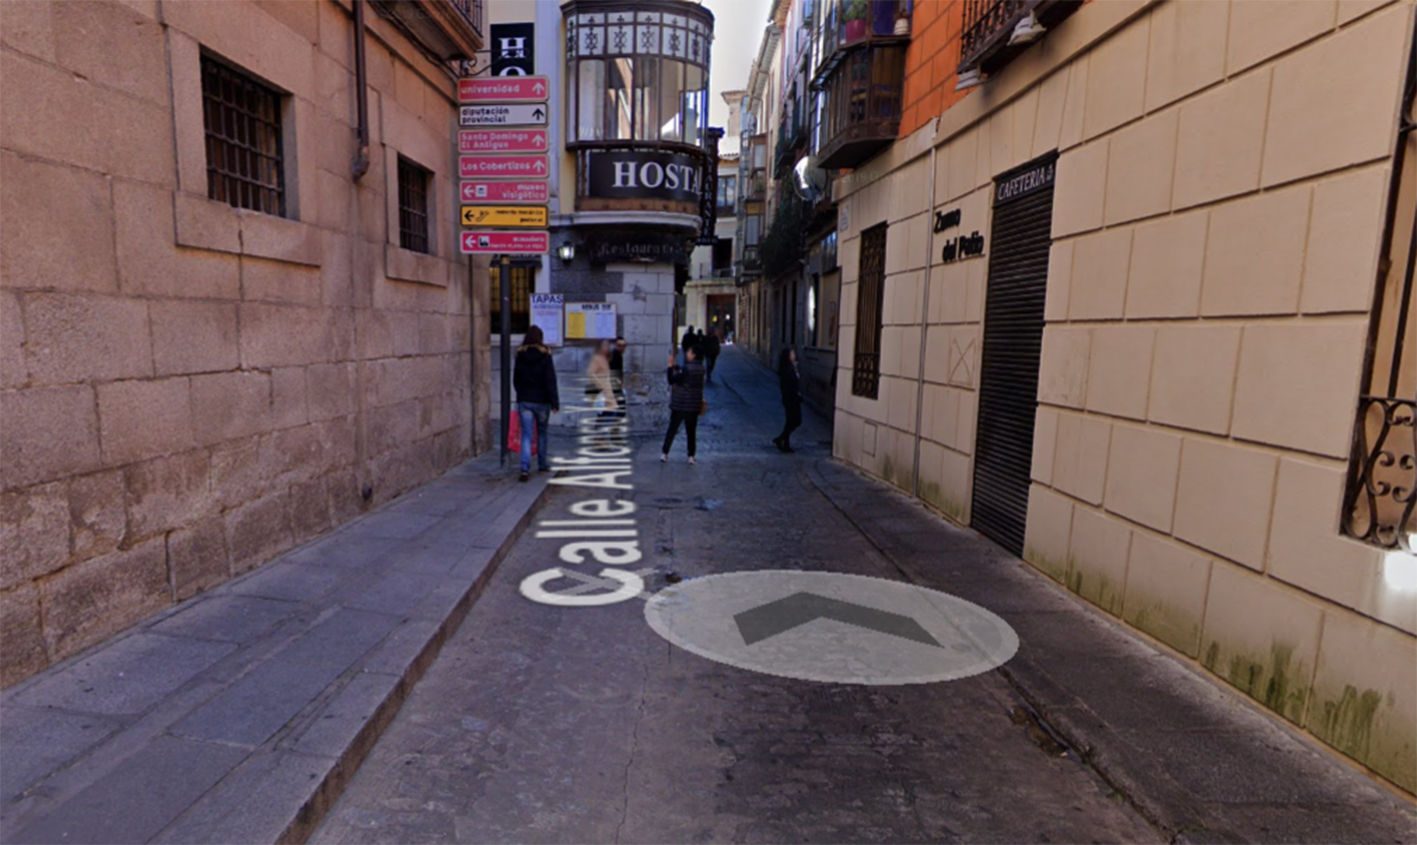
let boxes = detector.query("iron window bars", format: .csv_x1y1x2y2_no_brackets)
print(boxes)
1342,44,1417,552
491,265,533,334
852,223,887,399
202,55,286,217
398,156,432,254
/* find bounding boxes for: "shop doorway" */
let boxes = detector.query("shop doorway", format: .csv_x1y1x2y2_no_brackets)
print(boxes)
971,154,1057,555
706,294,735,342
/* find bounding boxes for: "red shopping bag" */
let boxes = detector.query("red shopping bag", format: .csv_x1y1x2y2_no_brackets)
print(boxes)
507,414,537,454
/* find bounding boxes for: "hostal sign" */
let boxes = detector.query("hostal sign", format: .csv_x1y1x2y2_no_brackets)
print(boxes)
585,150,701,203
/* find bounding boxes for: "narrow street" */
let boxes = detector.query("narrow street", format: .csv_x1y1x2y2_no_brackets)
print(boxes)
310,348,1410,844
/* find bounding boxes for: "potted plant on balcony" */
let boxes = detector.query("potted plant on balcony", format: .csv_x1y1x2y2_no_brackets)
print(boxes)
842,0,868,43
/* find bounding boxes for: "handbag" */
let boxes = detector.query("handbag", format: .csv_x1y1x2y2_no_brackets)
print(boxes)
507,414,537,454
700,399,707,416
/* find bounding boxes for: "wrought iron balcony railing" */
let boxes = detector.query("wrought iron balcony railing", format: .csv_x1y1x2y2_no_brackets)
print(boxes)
1344,397,1416,552
958,0,1080,74
448,0,483,37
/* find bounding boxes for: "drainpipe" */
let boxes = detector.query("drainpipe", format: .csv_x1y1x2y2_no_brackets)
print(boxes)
351,0,371,181
912,138,939,501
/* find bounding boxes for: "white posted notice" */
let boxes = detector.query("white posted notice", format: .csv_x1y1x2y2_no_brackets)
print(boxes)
565,303,617,340
530,293,564,346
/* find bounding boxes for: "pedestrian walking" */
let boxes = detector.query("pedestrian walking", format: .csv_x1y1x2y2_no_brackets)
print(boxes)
703,330,721,383
512,325,559,481
772,347,802,453
609,336,628,418
586,339,618,418
662,344,705,464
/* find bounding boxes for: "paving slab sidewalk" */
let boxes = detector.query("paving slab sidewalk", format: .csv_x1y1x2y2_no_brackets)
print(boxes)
0,451,550,845
803,458,1417,844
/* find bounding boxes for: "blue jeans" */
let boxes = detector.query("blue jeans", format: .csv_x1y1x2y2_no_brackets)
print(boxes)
518,402,551,472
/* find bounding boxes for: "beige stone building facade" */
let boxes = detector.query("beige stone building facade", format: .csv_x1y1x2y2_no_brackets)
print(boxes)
0,0,490,686
831,0,1417,792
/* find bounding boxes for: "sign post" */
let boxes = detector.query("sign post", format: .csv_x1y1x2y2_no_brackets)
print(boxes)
499,256,511,467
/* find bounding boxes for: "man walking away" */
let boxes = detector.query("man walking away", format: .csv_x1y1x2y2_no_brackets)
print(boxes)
512,325,559,481
704,331,721,383
662,344,706,464
772,347,802,453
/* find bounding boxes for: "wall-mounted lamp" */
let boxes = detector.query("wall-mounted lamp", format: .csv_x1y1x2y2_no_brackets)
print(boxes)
955,68,984,91
556,242,576,263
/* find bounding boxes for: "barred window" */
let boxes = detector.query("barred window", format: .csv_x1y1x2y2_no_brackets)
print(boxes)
201,55,286,216
491,265,533,334
398,157,432,254
852,223,887,399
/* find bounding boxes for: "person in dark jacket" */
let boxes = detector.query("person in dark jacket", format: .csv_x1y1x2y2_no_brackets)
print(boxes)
512,325,559,481
662,344,705,464
703,331,721,383
773,347,802,453
610,336,627,418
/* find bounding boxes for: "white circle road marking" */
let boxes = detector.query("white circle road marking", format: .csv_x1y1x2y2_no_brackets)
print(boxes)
643,570,1019,685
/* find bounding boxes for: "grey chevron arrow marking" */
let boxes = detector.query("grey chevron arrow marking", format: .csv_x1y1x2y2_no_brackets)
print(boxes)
733,591,943,648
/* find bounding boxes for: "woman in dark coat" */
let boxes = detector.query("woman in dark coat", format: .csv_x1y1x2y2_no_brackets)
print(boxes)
662,344,706,464
773,347,802,453
512,325,559,481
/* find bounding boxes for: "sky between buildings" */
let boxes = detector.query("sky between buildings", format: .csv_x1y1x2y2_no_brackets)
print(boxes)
703,0,774,135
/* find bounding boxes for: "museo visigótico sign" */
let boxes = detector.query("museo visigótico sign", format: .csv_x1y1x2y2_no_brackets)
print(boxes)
584,150,702,203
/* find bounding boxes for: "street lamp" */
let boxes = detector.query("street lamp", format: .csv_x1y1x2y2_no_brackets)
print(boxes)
556,242,576,263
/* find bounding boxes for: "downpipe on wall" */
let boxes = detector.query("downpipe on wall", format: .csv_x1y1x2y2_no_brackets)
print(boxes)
912,137,939,500
351,0,371,181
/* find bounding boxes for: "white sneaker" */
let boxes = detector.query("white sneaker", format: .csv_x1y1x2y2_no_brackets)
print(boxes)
688,456,697,465
661,453,668,462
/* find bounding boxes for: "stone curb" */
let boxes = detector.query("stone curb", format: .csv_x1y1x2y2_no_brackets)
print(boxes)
0,453,552,845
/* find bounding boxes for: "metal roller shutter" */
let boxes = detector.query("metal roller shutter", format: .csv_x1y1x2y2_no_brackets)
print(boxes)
970,155,1057,556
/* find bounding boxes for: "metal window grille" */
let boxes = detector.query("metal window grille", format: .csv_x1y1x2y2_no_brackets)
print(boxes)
398,157,432,254
202,56,285,217
491,265,533,334
852,223,887,399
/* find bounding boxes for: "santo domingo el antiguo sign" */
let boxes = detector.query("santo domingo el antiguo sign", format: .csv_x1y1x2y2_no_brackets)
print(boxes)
584,149,703,204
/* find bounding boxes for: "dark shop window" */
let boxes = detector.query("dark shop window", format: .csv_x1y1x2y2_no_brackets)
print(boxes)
398,156,433,254
202,55,286,217
491,265,533,334
852,223,887,399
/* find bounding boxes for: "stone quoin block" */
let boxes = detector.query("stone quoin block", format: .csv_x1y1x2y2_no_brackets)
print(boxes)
0,0,57,63
1104,423,1183,533
1104,110,1178,226
1262,5,1409,187
1203,184,1313,317
1067,506,1132,615
149,300,241,377
1174,438,1278,571
0,583,48,686
270,367,309,430
240,255,322,306
1148,324,1241,435
66,469,127,562
1052,139,1108,238
1302,165,1390,314
1037,325,1091,409
238,303,335,369
40,537,169,663
1227,0,1336,74
1084,324,1154,421
1057,54,1089,151
190,370,273,447
1122,531,1213,657
52,0,168,105
115,182,242,300
0,482,69,591
224,490,294,575
1051,411,1111,507
1144,0,1229,112
96,377,194,465
1,385,102,488
1199,561,1324,724
1231,319,1367,458
1172,68,1271,211
1126,210,1207,319
1082,14,1149,140
1024,483,1075,583
24,293,153,386
0,151,117,294
166,516,230,600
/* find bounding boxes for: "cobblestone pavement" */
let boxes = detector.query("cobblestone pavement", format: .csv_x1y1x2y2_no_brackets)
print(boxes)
312,347,1414,845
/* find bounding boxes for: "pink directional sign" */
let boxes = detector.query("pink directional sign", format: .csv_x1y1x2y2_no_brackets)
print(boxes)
461,180,549,204
458,129,548,154
458,76,549,104
461,231,550,255
459,155,549,179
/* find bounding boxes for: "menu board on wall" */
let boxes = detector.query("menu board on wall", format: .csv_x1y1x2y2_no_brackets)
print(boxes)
564,303,617,340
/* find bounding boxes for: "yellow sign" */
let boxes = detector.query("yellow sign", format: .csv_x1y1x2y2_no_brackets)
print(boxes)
460,205,548,227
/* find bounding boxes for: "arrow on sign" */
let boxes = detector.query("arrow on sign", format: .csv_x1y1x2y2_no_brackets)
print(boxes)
532,106,545,121
733,592,943,647
533,81,546,95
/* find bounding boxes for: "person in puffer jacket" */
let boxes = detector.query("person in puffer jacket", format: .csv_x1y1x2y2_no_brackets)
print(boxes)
661,344,705,465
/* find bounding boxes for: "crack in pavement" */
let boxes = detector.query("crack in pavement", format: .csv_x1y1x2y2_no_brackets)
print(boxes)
612,636,653,844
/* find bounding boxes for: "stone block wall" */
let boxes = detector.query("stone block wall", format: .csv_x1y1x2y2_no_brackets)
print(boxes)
832,0,1417,792
0,0,488,686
